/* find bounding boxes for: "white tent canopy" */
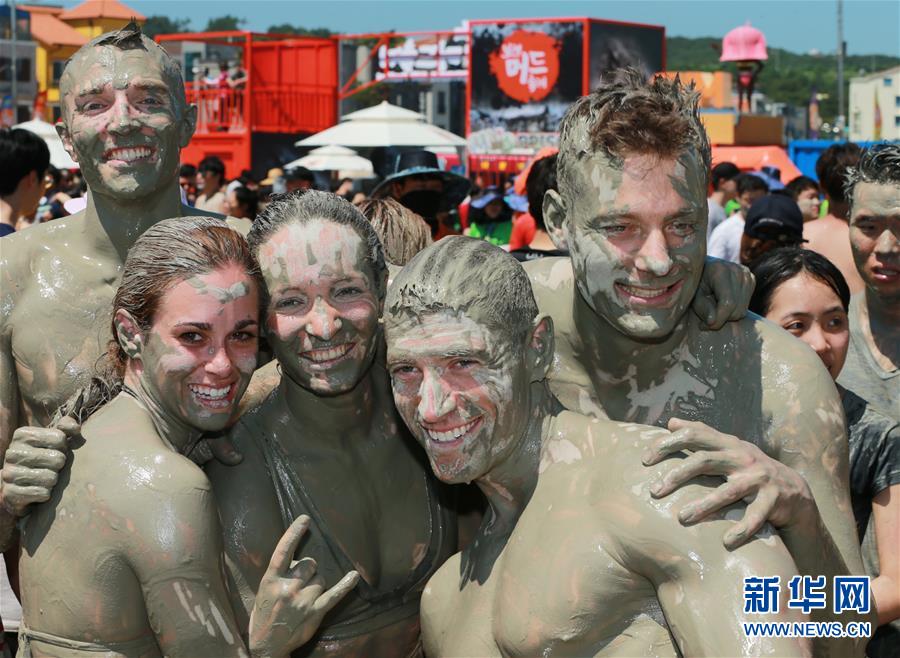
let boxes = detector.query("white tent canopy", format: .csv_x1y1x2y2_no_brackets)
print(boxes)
295,100,467,149
284,145,374,178
13,119,79,170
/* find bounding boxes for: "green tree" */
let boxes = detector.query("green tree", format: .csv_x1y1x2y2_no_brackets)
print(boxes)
267,23,332,38
142,15,191,38
204,15,245,32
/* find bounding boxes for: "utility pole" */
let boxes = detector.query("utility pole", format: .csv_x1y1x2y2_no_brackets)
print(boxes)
10,0,18,121
836,0,845,137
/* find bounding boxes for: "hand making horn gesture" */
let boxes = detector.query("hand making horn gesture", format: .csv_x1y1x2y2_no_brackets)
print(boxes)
249,515,360,658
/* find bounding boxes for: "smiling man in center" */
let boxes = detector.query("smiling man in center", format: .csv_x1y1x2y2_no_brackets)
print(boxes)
384,237,809,656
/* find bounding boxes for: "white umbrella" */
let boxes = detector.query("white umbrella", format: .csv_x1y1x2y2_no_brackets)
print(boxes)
284,145,374,177
295,100,467,149
13,119,79,170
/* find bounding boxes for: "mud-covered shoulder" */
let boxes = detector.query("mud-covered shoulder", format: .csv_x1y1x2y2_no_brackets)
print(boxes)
81,410,212,499
523,256,574,296
539,411,664,484
538,411,748,556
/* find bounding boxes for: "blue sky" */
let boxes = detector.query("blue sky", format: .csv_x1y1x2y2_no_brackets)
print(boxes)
44,0,900,56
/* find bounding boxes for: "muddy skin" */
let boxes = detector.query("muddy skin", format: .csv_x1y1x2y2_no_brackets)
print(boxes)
383,239,809,657
0,29,249,547
205,218,457,657
537,147,871,654
841,181,900,415
17,265,262,658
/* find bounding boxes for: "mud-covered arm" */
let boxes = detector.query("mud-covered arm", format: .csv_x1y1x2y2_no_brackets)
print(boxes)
762,359,864,579
644,338,863,578
0,282,21,551
0,299,19,458
746,350,870,656
692,256,754,329
125,483,255,658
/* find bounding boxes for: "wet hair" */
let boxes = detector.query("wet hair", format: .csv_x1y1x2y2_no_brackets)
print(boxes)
0,128,51,196
247,190,388,299
737,172,769,196
526,153,558,231
557,68,711,198
107,216,263,375
844,143,900,209
55,217,263,424
386,236,538,348
785,175,819,200
199,156,226,184
60,21,188,120
232,185,259,219
711,162,741,190
815,142,861,202
748,247,850,317
356,197,433,266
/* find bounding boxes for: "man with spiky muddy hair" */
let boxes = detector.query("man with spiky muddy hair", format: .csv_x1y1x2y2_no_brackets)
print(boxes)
0,22,246,545
529,68,871,654
384,236,809,656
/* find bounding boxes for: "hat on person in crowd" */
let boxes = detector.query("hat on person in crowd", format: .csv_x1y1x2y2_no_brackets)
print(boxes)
260,167,283,186
471,186,508,209
504,192,529,213
752,166,785,191
371,150,470,208
744,194,805,243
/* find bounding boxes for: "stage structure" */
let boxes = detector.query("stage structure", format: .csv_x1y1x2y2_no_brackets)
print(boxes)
466,17,665,176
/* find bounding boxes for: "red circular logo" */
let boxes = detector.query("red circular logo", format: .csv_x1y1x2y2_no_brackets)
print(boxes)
488,30,560,103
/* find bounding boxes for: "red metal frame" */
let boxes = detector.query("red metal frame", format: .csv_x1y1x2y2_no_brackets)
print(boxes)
156,31,337,177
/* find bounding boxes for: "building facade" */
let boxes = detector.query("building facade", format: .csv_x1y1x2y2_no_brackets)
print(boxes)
849,66,900,142
0,5,38,125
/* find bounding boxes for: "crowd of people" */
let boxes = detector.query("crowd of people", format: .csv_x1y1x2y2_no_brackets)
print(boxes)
0,21,897,658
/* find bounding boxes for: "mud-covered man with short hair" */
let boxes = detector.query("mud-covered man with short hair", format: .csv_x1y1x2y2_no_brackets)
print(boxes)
384,236,810,657
0,23,245,546
528,69,871,653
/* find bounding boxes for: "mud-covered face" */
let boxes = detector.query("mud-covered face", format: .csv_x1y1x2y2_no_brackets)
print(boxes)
58,46,192,201
386,310,530,484
849,182,900,303
258,220,381,395
765,273,849,379
134,265,259,433
562,151,707,339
